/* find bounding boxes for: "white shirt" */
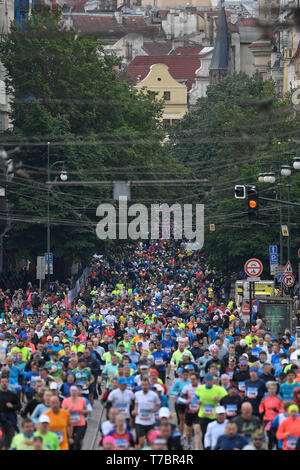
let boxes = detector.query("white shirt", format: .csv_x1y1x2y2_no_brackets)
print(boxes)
107,388,134,419
204,419,228,449
101,420,115,436
134,390,160,426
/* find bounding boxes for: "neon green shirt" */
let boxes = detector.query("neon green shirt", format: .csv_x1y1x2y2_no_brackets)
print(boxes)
171,349,193,366
34,430,60,450
196,384,227,420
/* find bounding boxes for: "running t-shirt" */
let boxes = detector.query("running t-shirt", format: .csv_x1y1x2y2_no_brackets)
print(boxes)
61,397,86,427
196,384,227,420
72,367,92,390
34,430,61,451
181,384,200,414
134,390,160,426
44,409,71,450
107,430,133,450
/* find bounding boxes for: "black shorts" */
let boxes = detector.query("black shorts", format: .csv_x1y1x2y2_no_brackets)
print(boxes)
185,412,200,427
175,403,186,415
135,423,154,439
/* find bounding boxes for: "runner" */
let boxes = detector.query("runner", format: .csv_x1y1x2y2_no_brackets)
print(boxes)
132,377,160,449
61,386,88,450
44,396,72,450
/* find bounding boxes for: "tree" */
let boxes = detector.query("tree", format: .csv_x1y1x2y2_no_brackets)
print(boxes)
0,10,188,276
169,73,300,274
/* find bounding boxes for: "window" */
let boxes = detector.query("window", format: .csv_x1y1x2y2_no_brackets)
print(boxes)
163,119,171,130
150,91,156,100
172,119,179,125
163,91,171,101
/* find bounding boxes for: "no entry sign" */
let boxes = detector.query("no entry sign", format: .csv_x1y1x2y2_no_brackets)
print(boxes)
244,258,263,277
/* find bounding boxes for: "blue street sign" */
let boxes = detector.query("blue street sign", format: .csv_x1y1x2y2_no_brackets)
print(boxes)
270,253,278,264
277,273,284,282
269,245,278,254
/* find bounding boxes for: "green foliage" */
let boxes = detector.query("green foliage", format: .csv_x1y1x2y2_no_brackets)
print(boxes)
0,10,187,273
169,73,300,274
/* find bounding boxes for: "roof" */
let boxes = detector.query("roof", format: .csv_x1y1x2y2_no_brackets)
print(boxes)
293,41,300,59
171,45,204,55
215,17,239,32
143,41,173,56
249,31,274,48
62,0,87,12
125,55,201,90
198,10,230,17
65,14,160,38
156,10,169,20
239,18,258,27
249,40,272,48
210,6,229,70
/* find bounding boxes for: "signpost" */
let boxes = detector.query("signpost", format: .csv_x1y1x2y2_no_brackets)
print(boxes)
244,258,263,278
269,245,278,276
282,273,295,288
283,261,293,273
44,252,53,276
36,256,46,291
244,258,263,325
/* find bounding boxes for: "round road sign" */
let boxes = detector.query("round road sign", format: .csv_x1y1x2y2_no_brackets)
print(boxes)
244,258,263,277
282,273,295,287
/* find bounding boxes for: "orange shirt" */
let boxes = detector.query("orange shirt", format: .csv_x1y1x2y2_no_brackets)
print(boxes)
132,335,143,344
276,416,300,450
45,409,71,450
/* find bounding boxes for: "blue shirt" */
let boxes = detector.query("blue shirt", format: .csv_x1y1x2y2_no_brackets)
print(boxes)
214,434,248,450
152,350,168,371
161,338,174,357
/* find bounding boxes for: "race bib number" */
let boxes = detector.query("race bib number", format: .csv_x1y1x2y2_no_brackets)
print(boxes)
140,408,151,421
238,381,246,392
287,437,297,450
226,404,237,417
246,387,258,398
70,412,80,424
116,404,127,416
115,438,128,450
203,404,214,416
53,431,63,443
189,402,199,413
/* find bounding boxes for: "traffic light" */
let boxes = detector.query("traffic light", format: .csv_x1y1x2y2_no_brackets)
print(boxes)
248,186,258,220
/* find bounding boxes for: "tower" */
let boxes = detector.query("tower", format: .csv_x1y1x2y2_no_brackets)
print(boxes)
209,0,229,85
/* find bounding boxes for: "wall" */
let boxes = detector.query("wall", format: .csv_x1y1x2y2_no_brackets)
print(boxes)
136,63,188,124
162,10,198,39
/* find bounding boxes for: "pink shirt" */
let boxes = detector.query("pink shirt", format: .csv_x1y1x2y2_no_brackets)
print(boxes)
62,397,86,427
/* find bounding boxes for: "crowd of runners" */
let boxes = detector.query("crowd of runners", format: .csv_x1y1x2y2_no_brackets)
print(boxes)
0,238,299,450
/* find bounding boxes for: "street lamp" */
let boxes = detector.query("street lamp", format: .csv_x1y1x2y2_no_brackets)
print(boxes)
47,142,67,289
257,147,300,267
281,165,292,177
293,155,300,170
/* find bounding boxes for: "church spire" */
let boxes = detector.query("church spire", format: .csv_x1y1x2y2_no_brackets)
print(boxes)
209,0,229,84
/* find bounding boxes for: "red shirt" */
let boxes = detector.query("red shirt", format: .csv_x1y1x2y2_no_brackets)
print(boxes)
103,329,115,338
